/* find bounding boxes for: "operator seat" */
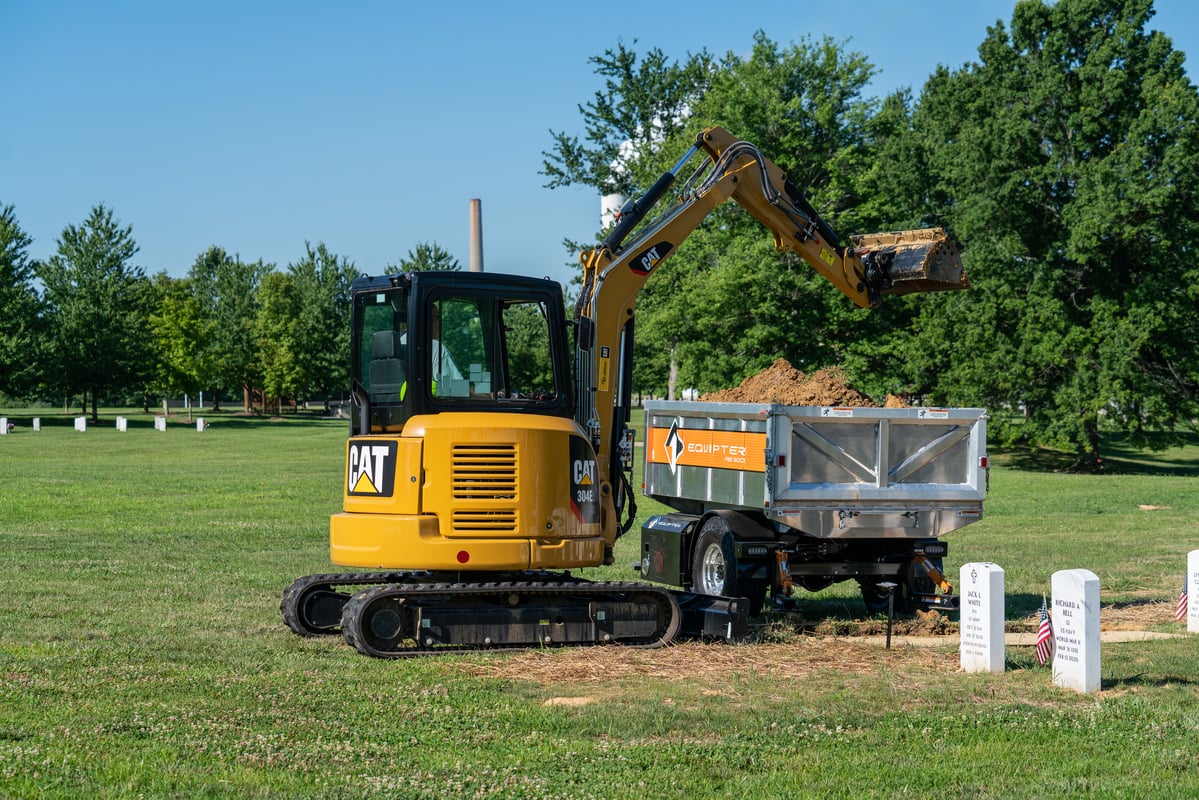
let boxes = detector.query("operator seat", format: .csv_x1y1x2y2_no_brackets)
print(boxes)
368,330,405,402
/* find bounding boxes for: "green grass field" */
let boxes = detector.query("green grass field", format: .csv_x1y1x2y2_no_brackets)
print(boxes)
2,409,1198,798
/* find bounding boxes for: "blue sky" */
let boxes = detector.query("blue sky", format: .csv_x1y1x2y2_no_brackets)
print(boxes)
4,1,1197,290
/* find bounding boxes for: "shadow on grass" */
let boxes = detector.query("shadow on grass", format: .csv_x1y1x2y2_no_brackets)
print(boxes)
989,431,1199,477
1103,672,1199,690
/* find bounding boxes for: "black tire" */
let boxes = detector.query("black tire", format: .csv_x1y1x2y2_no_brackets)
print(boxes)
857,557,946,614
690,517,768,615
858,577,895,614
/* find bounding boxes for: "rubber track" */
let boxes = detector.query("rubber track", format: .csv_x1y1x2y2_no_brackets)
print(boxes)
340,580,682,658
280,572,416,636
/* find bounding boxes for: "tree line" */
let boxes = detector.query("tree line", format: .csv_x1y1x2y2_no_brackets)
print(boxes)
2,0,1196,470
0,203,363,418
0,203,464,420
543,0,1199,470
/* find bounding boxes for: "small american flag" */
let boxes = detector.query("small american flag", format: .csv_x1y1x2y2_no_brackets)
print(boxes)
1035,597,1054,666
1177,577,1189,623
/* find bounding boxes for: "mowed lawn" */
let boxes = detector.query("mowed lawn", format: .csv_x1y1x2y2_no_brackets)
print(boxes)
1,411,1198,799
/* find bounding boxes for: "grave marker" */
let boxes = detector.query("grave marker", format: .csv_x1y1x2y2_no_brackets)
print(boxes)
116,416,128,432
1188,550,1199,634
154,416,167,432
1051,569,1101,694
33,418,40,432
959,562,1005,673
0,417,7,435
74,417,87,432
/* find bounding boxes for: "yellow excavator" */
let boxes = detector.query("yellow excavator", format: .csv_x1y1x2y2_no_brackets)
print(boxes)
281,126,968,656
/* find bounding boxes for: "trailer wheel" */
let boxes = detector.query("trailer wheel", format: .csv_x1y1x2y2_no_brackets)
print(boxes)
858,578,894,614
858,557,945,614
690,518,768,615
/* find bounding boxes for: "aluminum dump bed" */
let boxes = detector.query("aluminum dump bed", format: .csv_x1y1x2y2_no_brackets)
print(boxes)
644,401,988,540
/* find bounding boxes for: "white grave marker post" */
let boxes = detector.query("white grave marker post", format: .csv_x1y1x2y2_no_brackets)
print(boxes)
1188,550,1199,635
1051,569,1101,694
959,562,1005,673
116,416,127,432
196,418,205,432
0,417,7,435
33,418,40,432
155,416,167,432
74,416,87,432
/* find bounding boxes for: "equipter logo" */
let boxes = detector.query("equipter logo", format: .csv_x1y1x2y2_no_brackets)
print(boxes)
664,420,685,475
347,440,397,496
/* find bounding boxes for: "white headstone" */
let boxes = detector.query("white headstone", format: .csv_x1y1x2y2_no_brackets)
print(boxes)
959,562,1005,673
1051,569,1101,694
74,417,87,432
1187,550,1199,635
32,418,40,432
196,418,205,432
0,417,7,435
154,416,167,432
116,416,128,432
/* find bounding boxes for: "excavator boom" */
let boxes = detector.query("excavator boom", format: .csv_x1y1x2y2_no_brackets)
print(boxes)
574,126,968,549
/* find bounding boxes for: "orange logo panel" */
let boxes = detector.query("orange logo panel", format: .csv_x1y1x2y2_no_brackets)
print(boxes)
646,424,766,473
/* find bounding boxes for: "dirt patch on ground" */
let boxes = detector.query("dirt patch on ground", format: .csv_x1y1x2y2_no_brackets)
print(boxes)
458,604,1182,686
463,637,957,686
700,358,899,407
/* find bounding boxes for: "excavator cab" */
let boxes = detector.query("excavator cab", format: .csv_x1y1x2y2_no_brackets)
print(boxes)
349,271,575,437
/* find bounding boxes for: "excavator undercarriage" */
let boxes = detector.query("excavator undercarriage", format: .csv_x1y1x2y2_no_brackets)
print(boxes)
282,571,746,657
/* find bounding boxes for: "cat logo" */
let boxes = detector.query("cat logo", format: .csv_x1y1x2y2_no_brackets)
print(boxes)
569,436,600,524
347,440,397,497
629,240,674,275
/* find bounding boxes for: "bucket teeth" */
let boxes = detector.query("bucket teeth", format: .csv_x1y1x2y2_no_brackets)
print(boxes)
851,227,969,295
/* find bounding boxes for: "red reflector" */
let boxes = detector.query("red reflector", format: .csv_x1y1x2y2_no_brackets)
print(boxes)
777,455,786,467
456,550,470,564
980,456,989,468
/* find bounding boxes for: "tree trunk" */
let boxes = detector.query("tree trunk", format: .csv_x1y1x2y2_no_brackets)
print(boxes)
81,390,87,419
1071,417,1104,473
243,383,251,414
90,390,98,423
667,339,679,401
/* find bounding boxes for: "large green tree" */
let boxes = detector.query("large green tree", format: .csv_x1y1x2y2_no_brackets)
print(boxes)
289,242,359,404
392,242,461,272
189,247,272,413
545,33,892,396
147,273,211,404
891,0,1199,468
254,270,302,413
0,204,42,397
37,205,150,420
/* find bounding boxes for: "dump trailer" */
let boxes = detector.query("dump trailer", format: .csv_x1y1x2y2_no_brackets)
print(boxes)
639,401,988,614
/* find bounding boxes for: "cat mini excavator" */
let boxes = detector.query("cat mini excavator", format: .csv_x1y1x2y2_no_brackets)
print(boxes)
281,126,968,657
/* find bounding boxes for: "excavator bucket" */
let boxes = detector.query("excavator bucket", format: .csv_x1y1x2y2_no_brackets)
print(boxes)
850,228,969,296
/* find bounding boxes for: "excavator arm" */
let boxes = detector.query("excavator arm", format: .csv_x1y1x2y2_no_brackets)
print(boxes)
574,126,968,546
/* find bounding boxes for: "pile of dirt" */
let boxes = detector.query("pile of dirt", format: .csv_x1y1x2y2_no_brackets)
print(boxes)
700,358,877,406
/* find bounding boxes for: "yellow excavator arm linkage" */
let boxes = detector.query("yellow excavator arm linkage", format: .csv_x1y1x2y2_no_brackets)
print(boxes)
574,126,967,543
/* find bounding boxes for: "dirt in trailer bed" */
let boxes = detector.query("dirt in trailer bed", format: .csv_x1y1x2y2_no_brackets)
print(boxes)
699,358,908,408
